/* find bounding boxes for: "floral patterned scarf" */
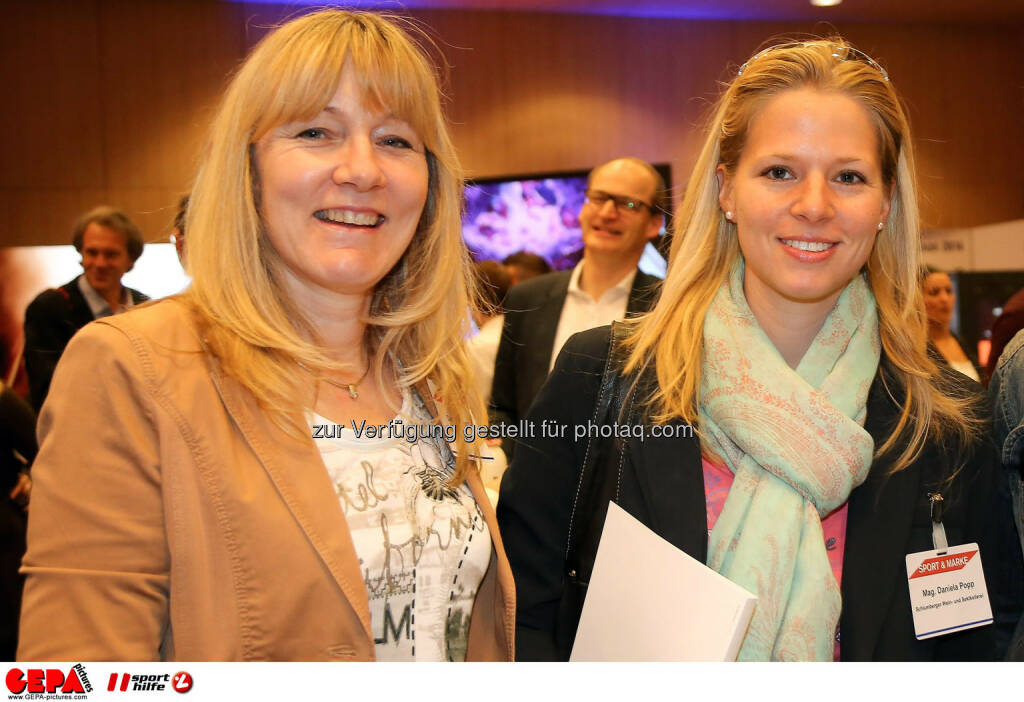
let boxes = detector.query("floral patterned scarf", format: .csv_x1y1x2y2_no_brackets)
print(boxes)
700,259,880,660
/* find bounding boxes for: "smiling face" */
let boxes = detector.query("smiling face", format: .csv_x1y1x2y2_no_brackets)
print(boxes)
255,63,429,308
80,222,132,297
580,159,661,262
718,88,891,321
922,271,955,328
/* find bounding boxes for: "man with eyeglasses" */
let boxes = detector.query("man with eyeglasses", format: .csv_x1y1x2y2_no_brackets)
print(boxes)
490,157,663,456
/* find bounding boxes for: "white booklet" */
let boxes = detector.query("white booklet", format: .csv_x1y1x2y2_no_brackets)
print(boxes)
570,502,757,661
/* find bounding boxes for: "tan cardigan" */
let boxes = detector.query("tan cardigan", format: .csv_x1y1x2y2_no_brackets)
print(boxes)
18,299,515,661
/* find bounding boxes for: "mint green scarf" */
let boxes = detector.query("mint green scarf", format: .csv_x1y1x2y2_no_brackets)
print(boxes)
700,260,880,661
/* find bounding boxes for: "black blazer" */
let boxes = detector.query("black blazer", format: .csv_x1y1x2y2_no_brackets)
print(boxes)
23,276,148,412
497,325,1023,661
489,269,660,454
0,383,35,659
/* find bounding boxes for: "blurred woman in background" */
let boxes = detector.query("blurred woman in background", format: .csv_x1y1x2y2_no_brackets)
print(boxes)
922,267,981,381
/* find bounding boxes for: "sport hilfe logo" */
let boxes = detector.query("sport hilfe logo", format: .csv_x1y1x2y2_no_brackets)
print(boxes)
172,672,193,694
107,671,193,694
6,665,92,694
108,673,168,692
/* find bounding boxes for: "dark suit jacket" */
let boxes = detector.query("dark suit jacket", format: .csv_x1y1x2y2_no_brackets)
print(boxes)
0,384,35,659
489,268,659,454
498,325,1023,661
23,275,148,412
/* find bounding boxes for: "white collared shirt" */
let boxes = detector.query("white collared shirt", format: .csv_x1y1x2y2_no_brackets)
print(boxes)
77,276,134,319
549,262,636,372
468,314,504,405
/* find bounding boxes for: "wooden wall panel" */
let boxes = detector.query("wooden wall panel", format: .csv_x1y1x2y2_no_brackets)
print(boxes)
0,0,246,247
427,11,514,174
0,0,106,244
1,2,1021,249
98,0,246,240
0,0,104,191
837,22,1024,229
100,0,245,187
420,13,1024,229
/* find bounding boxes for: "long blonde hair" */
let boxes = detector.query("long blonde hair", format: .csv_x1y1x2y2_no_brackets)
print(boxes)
625,38,978,471
183,9,484,482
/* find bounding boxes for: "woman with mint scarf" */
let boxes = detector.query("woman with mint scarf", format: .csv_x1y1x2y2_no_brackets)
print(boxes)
498,39,1022,661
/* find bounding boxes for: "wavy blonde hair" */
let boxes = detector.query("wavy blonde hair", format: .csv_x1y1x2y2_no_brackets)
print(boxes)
182,9,484,482
624,38,978,472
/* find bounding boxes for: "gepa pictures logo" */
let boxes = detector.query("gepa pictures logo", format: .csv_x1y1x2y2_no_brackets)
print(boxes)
6,664,92,695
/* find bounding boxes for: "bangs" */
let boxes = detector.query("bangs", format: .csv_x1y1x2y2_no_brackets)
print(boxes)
349,35,440,147
247,12,441,149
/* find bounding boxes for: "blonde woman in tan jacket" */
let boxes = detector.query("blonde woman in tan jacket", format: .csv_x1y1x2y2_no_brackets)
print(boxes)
18,10,514,662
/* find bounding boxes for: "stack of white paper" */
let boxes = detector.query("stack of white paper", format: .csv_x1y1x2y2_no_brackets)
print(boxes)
570,502,757,661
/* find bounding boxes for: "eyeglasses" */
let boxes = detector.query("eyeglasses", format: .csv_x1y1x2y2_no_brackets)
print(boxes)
584,189,653,214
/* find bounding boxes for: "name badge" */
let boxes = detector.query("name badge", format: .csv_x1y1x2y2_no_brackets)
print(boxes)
905,543,992,640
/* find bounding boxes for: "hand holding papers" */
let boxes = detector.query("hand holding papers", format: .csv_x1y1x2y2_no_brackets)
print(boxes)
570,502,757,661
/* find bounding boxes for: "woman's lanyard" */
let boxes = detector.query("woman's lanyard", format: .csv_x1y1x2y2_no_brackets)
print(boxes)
929,492,948,553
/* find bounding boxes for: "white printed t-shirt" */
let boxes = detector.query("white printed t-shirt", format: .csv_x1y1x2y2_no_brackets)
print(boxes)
309,394,491,661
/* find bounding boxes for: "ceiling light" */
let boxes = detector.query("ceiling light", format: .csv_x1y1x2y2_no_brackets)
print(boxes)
811,0,842,6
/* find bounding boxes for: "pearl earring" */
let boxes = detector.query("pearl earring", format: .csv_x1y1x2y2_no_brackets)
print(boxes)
877,222,884,230
726,211,733,221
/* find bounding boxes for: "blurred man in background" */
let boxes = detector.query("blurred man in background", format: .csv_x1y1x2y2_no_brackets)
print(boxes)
23,206,148,411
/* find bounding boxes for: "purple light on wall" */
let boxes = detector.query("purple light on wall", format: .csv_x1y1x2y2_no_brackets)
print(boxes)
224,1,772,21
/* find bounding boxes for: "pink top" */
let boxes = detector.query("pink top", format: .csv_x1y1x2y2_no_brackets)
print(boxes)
702,453,848,661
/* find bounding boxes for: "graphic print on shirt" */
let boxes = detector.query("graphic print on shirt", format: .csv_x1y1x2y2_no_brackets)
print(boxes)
315,403,490,662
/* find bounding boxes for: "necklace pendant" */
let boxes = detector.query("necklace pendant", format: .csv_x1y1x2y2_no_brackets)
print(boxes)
346,384,359,400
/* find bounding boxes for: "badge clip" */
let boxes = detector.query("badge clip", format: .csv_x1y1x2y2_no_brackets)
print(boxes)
929,492,948,554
